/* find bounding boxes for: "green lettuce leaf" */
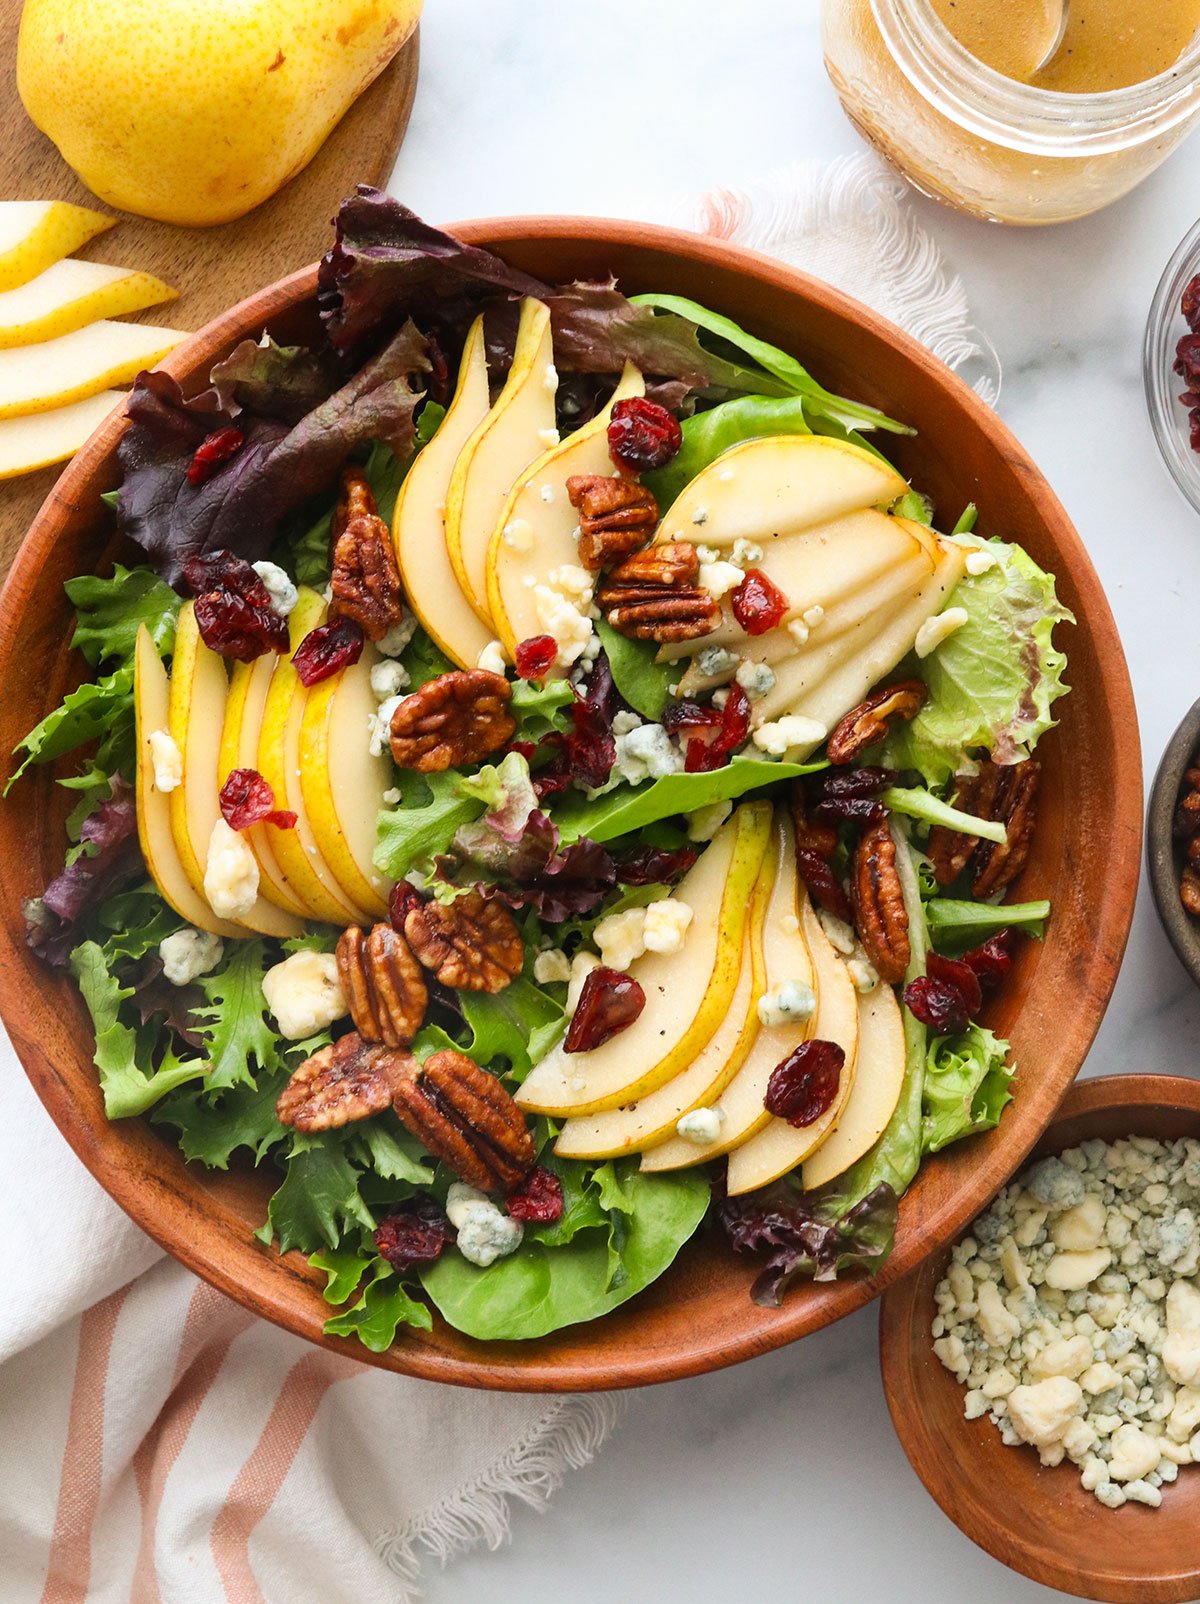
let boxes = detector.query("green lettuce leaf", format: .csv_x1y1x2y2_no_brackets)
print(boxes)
510,677,575,741
595,620,675,721
191,939,279,1093
419,1165,708,1341
8,666,133,792
324,1261,432,1347
375,770,486,880
66,565,181,670
258,1133,375,1254
153,1070,290,1169
926,897,1049,947
643,393,810,508
311,1243,375,1305
883,539,1073,785
921,1023,1014,1154
553,756,825,844
457,979,566,1080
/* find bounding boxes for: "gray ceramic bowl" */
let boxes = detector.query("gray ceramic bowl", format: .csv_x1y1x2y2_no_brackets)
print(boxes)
1148,695,1200,985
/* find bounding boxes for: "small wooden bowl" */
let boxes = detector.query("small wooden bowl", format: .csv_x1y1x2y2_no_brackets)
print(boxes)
0,220,1143,1390
880,1075,1200,1603
1147,697,1200,987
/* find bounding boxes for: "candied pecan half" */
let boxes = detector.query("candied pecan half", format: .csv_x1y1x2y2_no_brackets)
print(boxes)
388,670,515,772
596,546,719,643
328,466,406,641
927,763,1003,887
789,781,853,923
851,818,910,985
336,924,427,1048
276,1032,416,1132
606,542,699,587
826,681,927,765
1184,867,1200,917
1175,768,1200,839
566,473,658,569
391,1048,535,1191
972,760,1040,899
404,890,524,993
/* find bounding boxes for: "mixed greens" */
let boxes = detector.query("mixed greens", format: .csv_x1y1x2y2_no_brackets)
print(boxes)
11,192,1072,1349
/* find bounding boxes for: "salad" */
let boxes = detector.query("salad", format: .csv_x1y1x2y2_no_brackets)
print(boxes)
11,191,1071,1351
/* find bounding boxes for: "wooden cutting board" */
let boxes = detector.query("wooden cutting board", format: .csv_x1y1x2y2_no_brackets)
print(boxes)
0,7,420,565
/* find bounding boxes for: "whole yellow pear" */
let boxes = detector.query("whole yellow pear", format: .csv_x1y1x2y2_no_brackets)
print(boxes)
17,0,421,227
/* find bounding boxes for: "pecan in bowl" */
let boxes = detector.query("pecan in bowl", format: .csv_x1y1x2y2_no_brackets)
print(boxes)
928,759,1040,898
328,465,406,640
851,817,910,986
404,891,524,993
827,681,927,765
336,924,427,1047
276,1033,417,1133
597,544,720,643
392,1049,536,1192
566,473,658,569
388,669,516,772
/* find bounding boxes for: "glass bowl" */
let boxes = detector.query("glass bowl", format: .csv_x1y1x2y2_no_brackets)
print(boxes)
1144,214,1200,517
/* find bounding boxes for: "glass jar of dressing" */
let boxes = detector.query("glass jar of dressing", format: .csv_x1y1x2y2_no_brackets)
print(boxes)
821,0,1200,223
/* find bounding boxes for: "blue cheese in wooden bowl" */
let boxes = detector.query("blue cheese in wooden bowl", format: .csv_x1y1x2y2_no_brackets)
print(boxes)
932,1137,1200,1510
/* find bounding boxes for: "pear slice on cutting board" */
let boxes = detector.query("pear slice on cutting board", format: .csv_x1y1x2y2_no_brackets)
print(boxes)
641,808,817,1172
802,979,906,1189
485,362,645,664
0,319,187,419
516,804,772,1118
444,298,557,627
0,389,124,479
0,200,115,293
395,316,493,670
0,258,177,349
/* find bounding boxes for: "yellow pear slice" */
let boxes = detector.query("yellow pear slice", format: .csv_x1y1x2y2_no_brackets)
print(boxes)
0,200,115,293
553,841,771,1160
656,434,908,548
445,298,556,626
256,589,371,926
642,810,818,1172
516,803,772,1118
751,539,968,733
395,317,493,669
299,642,394,919
802,980,906,1189
660,507,932,660
168,603,304,939
0,259,177,349
0,389,124,479
133,625,245,939
0,319,187,420
725,898,861,1195
486,362,645,662
219,656,310,919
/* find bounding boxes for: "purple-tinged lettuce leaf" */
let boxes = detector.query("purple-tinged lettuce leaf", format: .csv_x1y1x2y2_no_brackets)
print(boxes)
437,800,615,923
457,751,538,844
25,777,142,966
117,321,430,586
208,336,340,425
719,1179,898,1303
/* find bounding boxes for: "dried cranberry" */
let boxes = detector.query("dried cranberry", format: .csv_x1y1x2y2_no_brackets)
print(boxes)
613,844,699,885
564,966,645,1052
795,847,853,924
810,767,896,802
661,700,723,735
187,426,245,486
731,569,788,636
505,1166,565,1224
1184,274,1200,335
607,397,683,472
374,1198,452,1274
292,615,364,686
811,795,886,825
514,634,558,681
507,740,537,761
902,975,971,1035
1176,332,1200,379
926,951,983,1016
388,879,426,930
184,549,289,662
218,767,296,831
961,929,1017,993
764,1039,845,1127
685,685,750,772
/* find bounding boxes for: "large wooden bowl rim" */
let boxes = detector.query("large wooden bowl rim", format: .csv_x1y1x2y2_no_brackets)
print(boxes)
0,217,1142,1390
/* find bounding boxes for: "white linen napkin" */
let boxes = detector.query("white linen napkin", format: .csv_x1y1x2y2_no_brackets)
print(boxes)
1,152,991,1603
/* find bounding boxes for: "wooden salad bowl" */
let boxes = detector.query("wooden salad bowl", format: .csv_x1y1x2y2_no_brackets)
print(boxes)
0,219,1141,1391
880,1076,1200,1603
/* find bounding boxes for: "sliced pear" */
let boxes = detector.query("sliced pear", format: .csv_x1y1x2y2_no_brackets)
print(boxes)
0,259,177,349
642,810,817,1172
168,603,303,939
486,363,644,660
516,803,772,1118
553,840,770,1159
133,625,245,940
256,590,371,926
0,200,115,293
0,389,124,479
445,298,556,626
394,316,494,669
802,980,906,1189
660,508,932,660
299,641,394,919
724,898,860,1195
219,656,310,919
0,320,187,420
656,434,908,549
749,540,969,732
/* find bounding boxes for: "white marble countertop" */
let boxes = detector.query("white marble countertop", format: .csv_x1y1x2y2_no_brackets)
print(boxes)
395,3,1200,1598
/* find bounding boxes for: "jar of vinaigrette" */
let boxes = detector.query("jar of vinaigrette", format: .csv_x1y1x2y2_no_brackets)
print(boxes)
822,0,1200,223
